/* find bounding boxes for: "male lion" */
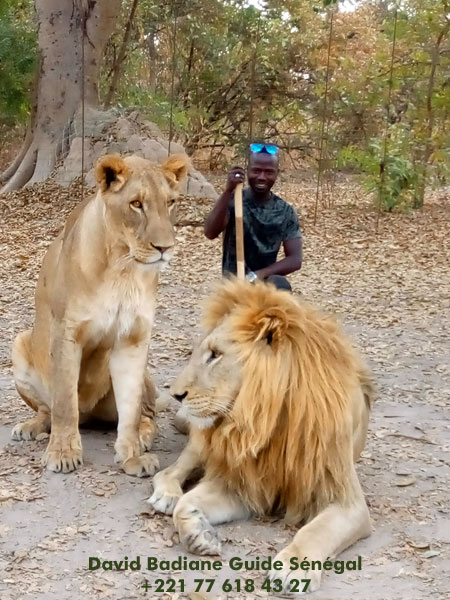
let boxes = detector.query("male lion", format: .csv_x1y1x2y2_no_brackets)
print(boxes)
11,153,189,477
149,278,374,594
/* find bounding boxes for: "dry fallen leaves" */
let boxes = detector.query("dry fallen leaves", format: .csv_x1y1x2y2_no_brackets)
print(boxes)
0,175,449,600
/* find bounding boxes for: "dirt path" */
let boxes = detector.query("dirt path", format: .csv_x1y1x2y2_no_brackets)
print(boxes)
0,178,449,599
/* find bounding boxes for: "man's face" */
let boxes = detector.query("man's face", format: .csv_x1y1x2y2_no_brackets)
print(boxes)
247,152,278,196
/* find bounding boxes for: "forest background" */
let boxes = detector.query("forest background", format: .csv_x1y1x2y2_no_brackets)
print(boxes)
0,0,449,210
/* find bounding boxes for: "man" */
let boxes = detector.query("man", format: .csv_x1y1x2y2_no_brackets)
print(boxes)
172,144,302,436
204,143,302,291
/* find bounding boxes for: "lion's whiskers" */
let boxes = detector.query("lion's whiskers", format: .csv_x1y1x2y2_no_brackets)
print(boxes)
186,393,233,419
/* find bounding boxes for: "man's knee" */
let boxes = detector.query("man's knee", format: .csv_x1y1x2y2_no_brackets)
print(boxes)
265,275,292,292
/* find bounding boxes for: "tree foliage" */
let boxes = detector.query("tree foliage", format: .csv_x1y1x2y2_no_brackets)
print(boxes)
0,0,36,126
2,0,449,208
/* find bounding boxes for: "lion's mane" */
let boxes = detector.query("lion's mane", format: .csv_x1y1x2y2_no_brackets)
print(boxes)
193,279,374,523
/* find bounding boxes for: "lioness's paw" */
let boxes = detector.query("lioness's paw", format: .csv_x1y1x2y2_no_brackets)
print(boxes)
268,549,321,597
42,437,83,474
122,453,159,478
11,416,50,441
148,488,182,515
139,425,156,452
11,421,38,441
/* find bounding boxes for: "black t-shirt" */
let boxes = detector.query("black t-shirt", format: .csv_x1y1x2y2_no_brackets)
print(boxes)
222,188,301,275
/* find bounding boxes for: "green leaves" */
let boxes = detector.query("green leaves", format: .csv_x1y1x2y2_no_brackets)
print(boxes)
2,0,449,200
0,0,36,125
338,138,419,211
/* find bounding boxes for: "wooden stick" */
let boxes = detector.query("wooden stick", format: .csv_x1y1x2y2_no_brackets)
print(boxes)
234,182,245,280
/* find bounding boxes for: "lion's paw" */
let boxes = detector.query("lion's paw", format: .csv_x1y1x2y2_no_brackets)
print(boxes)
42,436,83,474
148,488,182,515
177,510,221,556
183,525,221,556
122,453,159,478
173,407,190,435
267,549,322,597
267,571,320,597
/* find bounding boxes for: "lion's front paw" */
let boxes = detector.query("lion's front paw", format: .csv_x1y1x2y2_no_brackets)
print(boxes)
173,406,190,435
42,434,83,474
267,547,322,597
183,525,222,556
122,453,159,478
176,509,221,556
148,470,183,514
148,487,182,515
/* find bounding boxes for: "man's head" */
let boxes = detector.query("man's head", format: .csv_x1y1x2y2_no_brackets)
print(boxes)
247,146,279,198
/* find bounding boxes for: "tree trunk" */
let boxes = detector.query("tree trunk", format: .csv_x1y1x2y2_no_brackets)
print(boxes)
1,0,121,194
413,21,450,209
104,0,139,108
147,27,159,93
182,40,195,108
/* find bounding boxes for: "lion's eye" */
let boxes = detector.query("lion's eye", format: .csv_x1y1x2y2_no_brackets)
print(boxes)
207,349,221,363
130,200,143,209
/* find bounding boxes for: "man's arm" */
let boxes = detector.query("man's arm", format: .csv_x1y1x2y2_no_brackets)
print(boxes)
204,166,244,240
255,237,302,279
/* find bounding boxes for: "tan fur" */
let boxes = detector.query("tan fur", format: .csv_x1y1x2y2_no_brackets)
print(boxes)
149,279,374,593
11,153,189,476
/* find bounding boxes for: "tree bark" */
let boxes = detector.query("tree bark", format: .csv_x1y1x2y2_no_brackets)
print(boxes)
1,0,121,194
147,28,158,93
182,40,195,108
413,20,450,209
104,0,139,108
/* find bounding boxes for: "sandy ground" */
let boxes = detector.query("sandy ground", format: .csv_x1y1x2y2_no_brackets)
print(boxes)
0,175,449,600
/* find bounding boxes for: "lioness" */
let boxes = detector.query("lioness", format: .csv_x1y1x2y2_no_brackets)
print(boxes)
149,279,374,594
12,153,189,476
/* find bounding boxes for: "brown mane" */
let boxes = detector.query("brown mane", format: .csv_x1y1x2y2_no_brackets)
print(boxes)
193,279,373,522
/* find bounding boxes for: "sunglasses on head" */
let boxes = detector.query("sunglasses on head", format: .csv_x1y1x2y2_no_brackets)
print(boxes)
250,143,279,155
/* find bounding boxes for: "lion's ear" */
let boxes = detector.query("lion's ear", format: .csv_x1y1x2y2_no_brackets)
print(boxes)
162,154,190,190
95,154,130,193
253,308,288,346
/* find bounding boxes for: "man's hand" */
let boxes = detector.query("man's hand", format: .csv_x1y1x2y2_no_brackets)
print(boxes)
254,268,268,280
204,166,245,240
225,166,245,193
255,238,302,279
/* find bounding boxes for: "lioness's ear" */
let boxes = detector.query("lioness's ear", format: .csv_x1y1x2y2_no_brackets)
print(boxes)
95,154,130,193
162,154,190,189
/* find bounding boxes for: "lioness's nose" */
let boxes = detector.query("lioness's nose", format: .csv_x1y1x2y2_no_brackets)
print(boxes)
173,391,187,402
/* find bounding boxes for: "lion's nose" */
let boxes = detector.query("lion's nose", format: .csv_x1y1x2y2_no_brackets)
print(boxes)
152,244,171,254
173,391,187,402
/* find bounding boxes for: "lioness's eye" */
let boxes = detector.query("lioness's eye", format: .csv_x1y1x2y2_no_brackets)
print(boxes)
130,200,142,209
